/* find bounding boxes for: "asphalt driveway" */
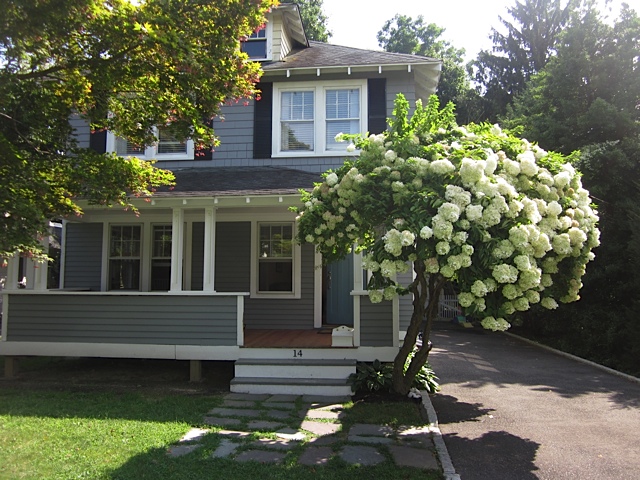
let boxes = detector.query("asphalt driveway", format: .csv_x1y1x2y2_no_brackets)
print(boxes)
428,325,640,480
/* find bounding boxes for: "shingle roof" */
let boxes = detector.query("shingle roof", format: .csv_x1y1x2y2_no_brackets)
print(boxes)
153,167,320,198
263,41,440,71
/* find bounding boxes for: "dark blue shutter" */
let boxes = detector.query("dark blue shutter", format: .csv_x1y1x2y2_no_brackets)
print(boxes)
89,129,107,153
367,78,387,135
253,82,273,159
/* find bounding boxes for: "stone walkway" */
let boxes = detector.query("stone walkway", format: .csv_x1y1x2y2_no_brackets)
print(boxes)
166,392,440,471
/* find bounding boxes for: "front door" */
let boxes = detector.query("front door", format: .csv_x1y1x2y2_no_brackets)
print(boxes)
324,254,354,326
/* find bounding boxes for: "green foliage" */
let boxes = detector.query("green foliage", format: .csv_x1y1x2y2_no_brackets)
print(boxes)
0,0,276,258
405,351,441,394
349,360,394,393
293,0,332,42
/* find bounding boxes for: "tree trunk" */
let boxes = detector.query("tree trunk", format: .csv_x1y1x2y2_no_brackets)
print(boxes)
391,263,445,395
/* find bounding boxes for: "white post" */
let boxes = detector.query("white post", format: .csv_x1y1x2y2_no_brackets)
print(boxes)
353,251,363,345
237,295,245,346
4,254,20,291
170,208,184,292
202,206,217,292
33,236,49,291
314,251,322,328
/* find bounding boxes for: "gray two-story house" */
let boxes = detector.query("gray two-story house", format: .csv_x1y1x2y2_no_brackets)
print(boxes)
0,4,441,395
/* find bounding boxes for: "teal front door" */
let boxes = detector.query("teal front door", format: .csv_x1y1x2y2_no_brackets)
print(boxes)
324,254,354,326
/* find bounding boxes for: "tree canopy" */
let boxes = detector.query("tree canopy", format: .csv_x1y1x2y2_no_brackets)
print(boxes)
297,94,599,393
0,0,276,258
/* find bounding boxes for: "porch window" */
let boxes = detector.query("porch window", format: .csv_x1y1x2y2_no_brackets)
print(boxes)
109,225,141,290
258,223,293,292
150,224,172,291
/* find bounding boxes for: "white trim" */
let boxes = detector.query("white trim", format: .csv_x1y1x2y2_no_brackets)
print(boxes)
203,206,217,292
140,222,151,291
4,254,19,291
183,221,193,290
106,128,195,161
242,21,273,61
353,295,361,347
176,345,241,361
33,237,49,290
237,295,245,346
313,251,322,328
100,221,109,291
59,220,67,288
3,290,249,296
272,79,368,158
0,341,176,359
170,208,185,291
392,295,400,348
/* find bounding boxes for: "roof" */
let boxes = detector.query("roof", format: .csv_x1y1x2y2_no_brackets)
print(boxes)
263,41,440,71
153,167,320,198
262,41,442,100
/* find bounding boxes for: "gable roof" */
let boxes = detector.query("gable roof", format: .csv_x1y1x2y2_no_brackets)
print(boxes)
262,41,442,100
153,167,320,198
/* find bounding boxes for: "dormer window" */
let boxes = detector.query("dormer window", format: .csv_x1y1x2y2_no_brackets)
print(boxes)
107,126,194,161
241,23,272,61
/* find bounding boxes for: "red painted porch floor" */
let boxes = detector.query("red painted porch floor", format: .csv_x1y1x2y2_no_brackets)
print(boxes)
243,329,333,348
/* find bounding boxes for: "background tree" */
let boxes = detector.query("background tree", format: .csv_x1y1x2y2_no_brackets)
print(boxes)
502,3,640,375
471,0,577,121
377,14,482,123
297,94,599,394
293,0,332,42
0,0,276,258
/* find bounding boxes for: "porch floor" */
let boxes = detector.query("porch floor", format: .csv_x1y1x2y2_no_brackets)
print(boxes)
243,328,333,348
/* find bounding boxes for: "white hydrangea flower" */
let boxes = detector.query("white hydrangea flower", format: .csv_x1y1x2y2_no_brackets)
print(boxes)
554,171,571,188
503,158,521,176
460,158,486,186
346,143,356,152
492,264,519,284
466,204,483,222
430,159,456,175
425,257,440,273
400,230,415,246
436,241,451,255
458,292,475,307
552,233,572,255
518,150,538,176
439,202,461,222
420,226,434,239
481,316,511,331
384,150,397,162
440,265,455,278
540,297,558,309
369,290,383,303
326,172,339,187
471,280,488,297
305,234,314,243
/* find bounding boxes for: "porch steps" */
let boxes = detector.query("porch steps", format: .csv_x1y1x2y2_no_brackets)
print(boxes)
230,358,356,396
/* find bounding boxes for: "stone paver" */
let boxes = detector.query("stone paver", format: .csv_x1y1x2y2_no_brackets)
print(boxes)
225,393,270,401
348,435,394,445
217,430,252,438
349,424,394,437
211,439,239,458
306,409,342,420
301,420,341,436
306,435,339,446
275,428,307,441
302,395,350,404
265,409,291,419
265,394,299,402
252,439,299,450
247,420,282,430
235,450,286,464
307,403,344,411
340,445,385,466
179,428,209,443
203,416,242,427
298,446,333,465
223,399,257,408
208,407,261,417
167,444,201,457
262,401,297,410
388,445,439,470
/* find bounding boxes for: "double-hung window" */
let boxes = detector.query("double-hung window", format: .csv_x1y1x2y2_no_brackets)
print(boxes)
258,223,294,293
108,126,194,160
109,225,142,290
273,80,367,157
150,225,172,291
241,23,272,61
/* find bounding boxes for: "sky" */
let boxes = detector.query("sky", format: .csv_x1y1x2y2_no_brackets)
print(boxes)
321,0,630,61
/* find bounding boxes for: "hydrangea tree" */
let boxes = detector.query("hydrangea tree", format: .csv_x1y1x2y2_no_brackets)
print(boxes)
296,94,600,395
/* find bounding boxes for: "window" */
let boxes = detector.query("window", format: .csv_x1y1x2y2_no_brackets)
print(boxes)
109,225,141,290
107,126,194,160
273,80,367,157
150,225,172,291
258,223,293,293
240,24,272,61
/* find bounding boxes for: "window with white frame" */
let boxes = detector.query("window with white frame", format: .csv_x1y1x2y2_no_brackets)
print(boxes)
150,224,172,291
273,80,367,157
109,225,142,290
108,126,194,160
258,223,294,293
241,23,272,61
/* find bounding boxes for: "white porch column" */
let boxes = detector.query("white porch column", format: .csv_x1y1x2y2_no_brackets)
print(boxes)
170,208,185,292
4,254,20,291
353,251,363,347
33,236,49,291
353,251,363,291
202,206,217,292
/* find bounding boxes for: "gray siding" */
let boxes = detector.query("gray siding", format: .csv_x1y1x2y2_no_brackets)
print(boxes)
360,297,394,346
215,222,251,292
244,243,315,329
397,269,414,331
70,114,91,149
64,223,103,291
6,294,238,346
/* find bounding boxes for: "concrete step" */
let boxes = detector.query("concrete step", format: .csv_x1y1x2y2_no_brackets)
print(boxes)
230,376,353,396
234,358,356,380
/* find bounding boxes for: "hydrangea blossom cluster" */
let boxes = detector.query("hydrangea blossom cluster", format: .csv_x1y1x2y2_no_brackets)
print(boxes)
296,95,600,332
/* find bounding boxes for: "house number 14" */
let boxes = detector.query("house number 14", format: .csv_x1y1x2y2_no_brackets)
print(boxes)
293,350,303,358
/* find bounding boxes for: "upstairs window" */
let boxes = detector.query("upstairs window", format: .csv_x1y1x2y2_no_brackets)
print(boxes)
273,80,367,157
107,126,194,160
241,23,272,61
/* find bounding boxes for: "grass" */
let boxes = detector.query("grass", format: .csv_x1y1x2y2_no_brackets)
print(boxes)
0,358,440,480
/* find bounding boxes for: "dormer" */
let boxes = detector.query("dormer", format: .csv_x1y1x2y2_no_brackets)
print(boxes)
241,3,308,62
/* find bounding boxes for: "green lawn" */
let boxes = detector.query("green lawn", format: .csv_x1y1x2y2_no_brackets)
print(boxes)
0,385,440,480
